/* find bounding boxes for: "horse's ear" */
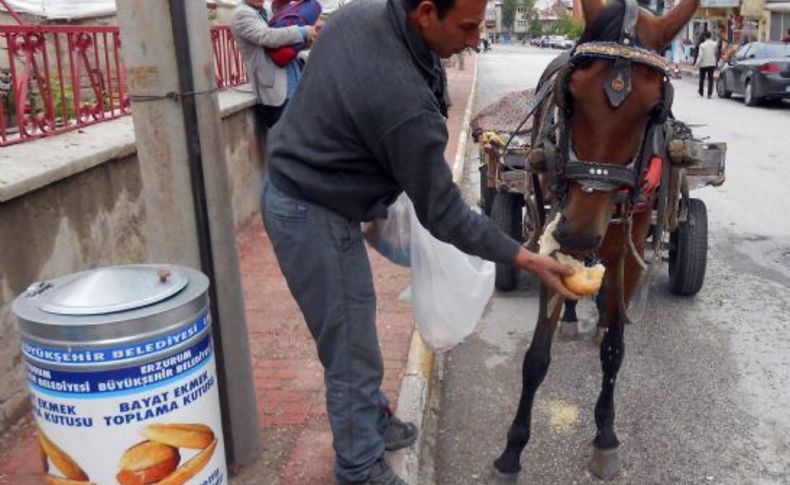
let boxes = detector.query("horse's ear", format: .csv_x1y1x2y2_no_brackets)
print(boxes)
580,0,605,25
642,0,700,50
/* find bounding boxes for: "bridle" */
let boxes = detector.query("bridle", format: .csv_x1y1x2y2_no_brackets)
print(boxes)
499,0,676,317
544,0,673,211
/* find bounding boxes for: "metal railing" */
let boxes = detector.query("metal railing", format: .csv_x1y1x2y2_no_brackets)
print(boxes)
0,25,247,147
211,25,247,90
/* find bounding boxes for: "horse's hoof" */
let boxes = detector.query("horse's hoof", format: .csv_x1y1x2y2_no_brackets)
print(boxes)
589,446,621,480
489,463,519,484
559,320,580,341
594,326,607,346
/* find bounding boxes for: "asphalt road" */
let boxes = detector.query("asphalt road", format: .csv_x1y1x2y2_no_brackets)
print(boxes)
429,45,790,485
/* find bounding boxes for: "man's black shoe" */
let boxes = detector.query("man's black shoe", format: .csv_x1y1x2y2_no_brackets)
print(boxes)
336,458,409,485
381,407,418,451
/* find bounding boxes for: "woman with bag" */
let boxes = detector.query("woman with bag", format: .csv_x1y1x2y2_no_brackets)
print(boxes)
231,0,319,127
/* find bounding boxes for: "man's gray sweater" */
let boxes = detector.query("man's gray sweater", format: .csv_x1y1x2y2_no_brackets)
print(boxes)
267,0,521,265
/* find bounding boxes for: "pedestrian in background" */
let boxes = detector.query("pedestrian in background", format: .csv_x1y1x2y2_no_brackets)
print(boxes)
696,31,717,98
260,0,579,482
231,0,318,128
692,27,708,65
783,28,790,43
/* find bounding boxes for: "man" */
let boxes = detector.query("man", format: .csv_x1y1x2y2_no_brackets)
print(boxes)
261,0,578,483
783,28,790,43
231,0,318,127
696,30,717,98
692,27,708,65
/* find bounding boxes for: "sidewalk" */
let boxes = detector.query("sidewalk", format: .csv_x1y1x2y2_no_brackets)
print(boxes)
676,61,720,79
0,53,478,485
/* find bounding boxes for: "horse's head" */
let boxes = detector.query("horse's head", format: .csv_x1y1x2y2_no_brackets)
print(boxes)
551,0,698,253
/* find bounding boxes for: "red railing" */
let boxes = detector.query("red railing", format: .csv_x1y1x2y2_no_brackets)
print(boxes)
211,26,247,90
0,25,247,147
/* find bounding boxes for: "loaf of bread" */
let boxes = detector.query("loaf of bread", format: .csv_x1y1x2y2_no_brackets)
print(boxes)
555,253,605,296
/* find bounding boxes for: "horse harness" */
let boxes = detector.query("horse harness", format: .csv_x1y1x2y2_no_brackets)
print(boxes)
508,0,676,316
543,0,673,206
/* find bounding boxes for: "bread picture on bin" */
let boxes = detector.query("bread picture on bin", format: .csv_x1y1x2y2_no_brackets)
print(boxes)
37,424,96,485
117,423,217,485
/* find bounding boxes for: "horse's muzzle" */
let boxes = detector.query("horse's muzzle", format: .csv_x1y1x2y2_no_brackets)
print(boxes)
553,216,604,253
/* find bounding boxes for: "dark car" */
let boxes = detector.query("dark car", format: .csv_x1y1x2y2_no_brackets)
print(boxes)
717,42,790,106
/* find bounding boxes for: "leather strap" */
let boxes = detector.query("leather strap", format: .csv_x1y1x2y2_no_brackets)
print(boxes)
565,161,636,189
604,57,633,108
621,0,640,46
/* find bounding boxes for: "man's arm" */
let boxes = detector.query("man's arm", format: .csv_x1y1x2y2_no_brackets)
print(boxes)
231,8,305,48
376,110,578,299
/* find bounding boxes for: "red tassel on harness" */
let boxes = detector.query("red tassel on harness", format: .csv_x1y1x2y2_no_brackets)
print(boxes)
614,155,664,216
642,155,663,194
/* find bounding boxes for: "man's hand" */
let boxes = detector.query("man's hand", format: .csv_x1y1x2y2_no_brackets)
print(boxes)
514,248,579,300
305,26,318,47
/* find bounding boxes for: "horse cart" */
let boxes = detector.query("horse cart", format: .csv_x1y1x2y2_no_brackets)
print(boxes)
471,87,726,294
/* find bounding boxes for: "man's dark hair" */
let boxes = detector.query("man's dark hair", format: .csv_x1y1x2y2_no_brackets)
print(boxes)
704,30,712,40
405,0,457,19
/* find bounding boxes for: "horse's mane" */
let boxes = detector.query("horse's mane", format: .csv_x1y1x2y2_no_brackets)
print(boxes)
577,0,626,45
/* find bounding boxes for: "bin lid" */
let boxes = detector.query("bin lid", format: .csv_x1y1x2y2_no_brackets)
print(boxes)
13,265,209,345
35,266,188,315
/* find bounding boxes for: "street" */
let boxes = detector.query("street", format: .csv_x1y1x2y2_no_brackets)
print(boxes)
428,45,790,484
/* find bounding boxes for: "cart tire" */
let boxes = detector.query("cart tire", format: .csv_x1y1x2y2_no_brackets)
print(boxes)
492,190,522,292
668,198,708,296
479,164,495,217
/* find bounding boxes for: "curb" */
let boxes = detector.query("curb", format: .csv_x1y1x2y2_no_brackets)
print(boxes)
451,61,479,184
676,65,720,79
390,57,479,485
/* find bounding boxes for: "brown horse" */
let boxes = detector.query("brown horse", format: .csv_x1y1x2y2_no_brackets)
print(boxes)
493,0,699,480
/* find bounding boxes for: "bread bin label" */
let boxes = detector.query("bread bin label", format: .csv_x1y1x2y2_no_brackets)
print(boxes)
23,312,228,485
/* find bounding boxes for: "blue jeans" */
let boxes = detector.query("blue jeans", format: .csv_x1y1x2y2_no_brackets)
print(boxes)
261,180,389,482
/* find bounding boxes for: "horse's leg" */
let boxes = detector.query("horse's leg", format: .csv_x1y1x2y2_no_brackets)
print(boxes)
593,280,608,345
590,215,651,479
493,287,563,480
559,299,580,340
589,276,625,480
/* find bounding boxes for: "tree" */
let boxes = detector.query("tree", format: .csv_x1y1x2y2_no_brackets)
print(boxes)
502,0,517,30
556,13,584,39
503,0,538,33
528,15,542,37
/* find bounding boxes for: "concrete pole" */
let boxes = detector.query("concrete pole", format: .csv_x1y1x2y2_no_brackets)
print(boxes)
115,0,261,473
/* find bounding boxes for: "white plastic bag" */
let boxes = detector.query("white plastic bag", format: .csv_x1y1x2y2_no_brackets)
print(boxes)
408,204,496,351
362,194,412,267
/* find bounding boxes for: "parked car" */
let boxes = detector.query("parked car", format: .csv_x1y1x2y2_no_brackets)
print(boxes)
531,35,550,48
557,37,575,49
717,42,790,106
545,35,575,50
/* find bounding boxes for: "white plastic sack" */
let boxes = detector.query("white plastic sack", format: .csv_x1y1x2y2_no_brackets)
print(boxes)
362,194,412,267
408,204,495,352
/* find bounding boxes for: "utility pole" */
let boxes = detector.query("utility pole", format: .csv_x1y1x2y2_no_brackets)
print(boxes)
115,0,261,473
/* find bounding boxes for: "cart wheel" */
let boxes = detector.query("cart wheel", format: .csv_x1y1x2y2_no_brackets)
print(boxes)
668,198,708,296
492,190,522,291
479,164,495,217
